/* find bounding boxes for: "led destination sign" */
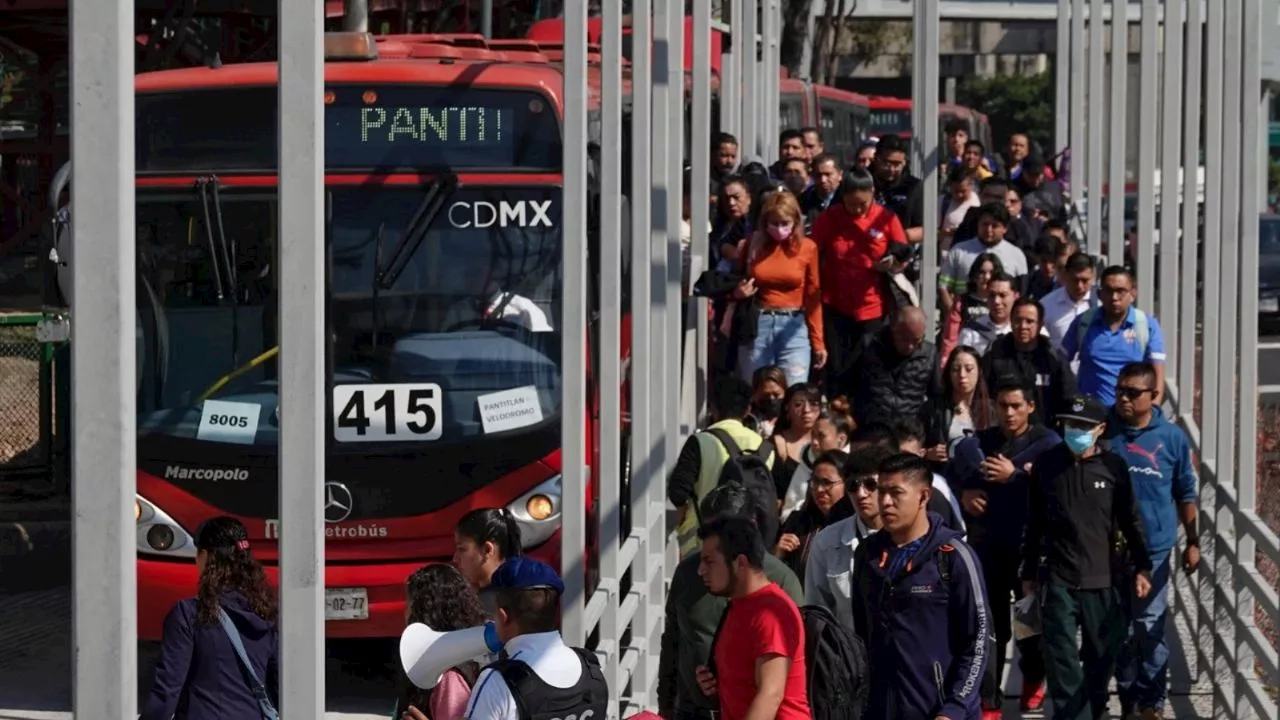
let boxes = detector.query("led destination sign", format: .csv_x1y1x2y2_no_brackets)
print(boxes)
136,85,562,172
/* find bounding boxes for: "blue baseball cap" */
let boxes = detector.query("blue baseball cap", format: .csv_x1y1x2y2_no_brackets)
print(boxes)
489,557,565,595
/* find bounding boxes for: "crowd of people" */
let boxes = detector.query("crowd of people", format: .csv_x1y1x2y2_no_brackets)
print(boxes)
137,123,1200,720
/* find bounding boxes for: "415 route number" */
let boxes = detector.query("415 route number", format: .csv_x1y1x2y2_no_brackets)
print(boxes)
332,383,443,443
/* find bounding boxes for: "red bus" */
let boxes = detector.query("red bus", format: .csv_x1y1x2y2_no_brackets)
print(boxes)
866,95,993,151
103,32,614,640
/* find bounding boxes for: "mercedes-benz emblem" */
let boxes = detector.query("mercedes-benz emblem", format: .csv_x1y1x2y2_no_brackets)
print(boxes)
324,482,353,523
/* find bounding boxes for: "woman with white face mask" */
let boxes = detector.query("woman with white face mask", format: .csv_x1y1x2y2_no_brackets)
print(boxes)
732,191,827,388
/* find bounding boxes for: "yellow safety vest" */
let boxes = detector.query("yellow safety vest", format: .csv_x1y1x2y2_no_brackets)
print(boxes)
675,419,773,558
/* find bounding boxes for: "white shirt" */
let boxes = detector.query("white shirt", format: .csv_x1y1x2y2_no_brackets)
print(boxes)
1042,286,1099,363
464,631,583,720
803,515,877,632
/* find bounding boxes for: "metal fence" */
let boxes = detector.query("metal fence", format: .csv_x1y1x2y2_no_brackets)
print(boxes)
0,313,57,489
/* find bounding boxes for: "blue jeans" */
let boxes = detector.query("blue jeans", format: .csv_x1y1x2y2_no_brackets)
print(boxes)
1117,548,1172,712
739,310,811,388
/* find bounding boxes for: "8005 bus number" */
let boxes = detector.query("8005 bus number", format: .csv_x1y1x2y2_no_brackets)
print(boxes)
331,383,443,443
206,414,250,428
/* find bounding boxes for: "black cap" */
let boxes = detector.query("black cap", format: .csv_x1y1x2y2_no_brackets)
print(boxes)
1021,156,1046,175
1058,396,1108,426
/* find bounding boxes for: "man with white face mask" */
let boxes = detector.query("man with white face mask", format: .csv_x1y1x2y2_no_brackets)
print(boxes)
1021,395,1153,720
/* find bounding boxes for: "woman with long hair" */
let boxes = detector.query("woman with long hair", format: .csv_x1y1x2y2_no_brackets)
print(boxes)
453,507,523,617
394,564,489,720
925,346,993,465
773,450,854,583
142,517,278,720
745,364,788,437
769,382,824,503
779,395,854,522
940,252,1004,360
731,191,825,387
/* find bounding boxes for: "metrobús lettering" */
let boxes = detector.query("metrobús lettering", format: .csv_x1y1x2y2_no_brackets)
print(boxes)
264,519,389,539
164,465,250,482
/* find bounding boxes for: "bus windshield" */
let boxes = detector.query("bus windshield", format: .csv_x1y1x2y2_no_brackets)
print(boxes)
135,185,564,451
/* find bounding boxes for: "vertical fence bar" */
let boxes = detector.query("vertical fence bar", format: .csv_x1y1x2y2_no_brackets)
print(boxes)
666,0,685,460
725,1,741,139
741,0,759,157
1135,0,1157,294
761,0,779,161
1236,0,1263,716
1177,0,1202,411
914,0,940,337
1158,0,1183,384
70,0,136,714
597,0,624,709
559,0,589,646
692,0,712,425
1106,0,1127,258
650,0,671,519
1086,0,1106,256
1055,0,1071,156
1201,0,1228,711
1070,0,1088,202
628,0,658,708
277,0,325,715
1202,0,1224,461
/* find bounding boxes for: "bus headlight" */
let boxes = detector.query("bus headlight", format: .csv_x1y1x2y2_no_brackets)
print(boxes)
136,495,197,558
506,475,562,549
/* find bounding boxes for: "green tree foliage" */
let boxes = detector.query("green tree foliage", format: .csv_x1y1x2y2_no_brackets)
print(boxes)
956,71,1056,153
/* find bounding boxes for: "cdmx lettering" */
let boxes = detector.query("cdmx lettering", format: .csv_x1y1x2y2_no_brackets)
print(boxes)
264,519,389,539
448,200,554,229
164,465,250,482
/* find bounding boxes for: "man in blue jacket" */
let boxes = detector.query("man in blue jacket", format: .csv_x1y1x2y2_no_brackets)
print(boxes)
1104,362,1201,720
951,377,1062,715
851,453,990,720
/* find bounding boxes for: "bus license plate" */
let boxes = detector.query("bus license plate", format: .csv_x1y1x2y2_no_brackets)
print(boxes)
325,588,369,621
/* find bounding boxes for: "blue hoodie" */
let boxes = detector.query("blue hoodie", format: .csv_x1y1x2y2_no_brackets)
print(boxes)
1104,405,1198,554
142,592,278,720
850,513,990,720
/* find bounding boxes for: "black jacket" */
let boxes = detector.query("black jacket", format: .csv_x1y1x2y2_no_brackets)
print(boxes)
1021,443,1153,589
981,334,1078,428
951,425,1063,549
850,329,940,428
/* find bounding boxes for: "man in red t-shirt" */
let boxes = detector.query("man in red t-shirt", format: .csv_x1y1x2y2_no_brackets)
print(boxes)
811,165,910,398
693,516,810,720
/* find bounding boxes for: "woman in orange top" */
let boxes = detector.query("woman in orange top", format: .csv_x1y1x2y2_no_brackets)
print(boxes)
732,191,825,387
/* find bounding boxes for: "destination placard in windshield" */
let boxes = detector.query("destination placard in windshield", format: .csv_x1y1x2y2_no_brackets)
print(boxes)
136,85,562,172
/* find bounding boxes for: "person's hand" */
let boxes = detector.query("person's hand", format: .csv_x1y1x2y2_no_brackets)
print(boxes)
732,278,757,299
1022,580,1038,598
402,707,429,720
874,255,902,273
695,665,718,697
980,454,1017,483
775,533,801,556
812,348,828,369
1134,571,1152,599
1182,544,1201,573
925,444,950,463
961,489,988,516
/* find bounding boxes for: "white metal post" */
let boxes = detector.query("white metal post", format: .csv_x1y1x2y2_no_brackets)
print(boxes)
914,0,940,337
560,0,590,647
70,0,136,715
691,0,713,425
725,1,742,140
1070,0,1088,202
1055,0,1071,156
741,0,760,158
1157,0,1183,383
666,0,685,461
761,0,780,161
629,0,661,708
276,0,326,715
1201,0,1224,463
1134,0,1157,294
1086,0,1105,256
1235,0,1264,713
1106,0,1127,259
1177,0,1203,407
597,0,624,710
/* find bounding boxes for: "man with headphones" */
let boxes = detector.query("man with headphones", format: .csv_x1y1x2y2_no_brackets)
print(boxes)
464,557,610,720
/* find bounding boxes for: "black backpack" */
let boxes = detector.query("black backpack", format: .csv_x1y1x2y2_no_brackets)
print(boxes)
702,427,780,546
800,604,870,720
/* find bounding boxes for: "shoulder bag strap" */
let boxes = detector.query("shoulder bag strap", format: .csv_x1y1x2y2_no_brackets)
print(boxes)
218,608,279,720
705,603,732,678
705,427,743,460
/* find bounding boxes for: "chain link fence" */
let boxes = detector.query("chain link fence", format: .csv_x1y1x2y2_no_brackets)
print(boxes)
0,314,56,489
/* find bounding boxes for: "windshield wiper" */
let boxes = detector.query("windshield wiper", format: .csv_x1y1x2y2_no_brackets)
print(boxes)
376,174,458,291
195,176,237,303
